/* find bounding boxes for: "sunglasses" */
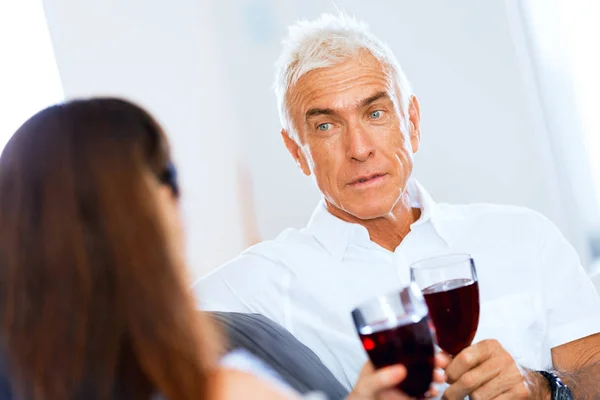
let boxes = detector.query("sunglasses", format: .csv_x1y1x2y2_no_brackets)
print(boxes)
159,162,179,196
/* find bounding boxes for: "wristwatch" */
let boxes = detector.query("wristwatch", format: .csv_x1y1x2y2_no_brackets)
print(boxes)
536,371,573,400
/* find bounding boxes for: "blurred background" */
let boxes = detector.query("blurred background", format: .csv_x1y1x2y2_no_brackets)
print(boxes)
1,0,599,289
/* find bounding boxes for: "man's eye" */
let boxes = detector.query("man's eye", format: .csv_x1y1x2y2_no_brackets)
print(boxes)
370,110,383,119
317,123,332,131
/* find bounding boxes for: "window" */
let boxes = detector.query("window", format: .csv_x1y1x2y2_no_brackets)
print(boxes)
561,2,600,205
0,0,63,150
516,0,600,272
560,1,600,269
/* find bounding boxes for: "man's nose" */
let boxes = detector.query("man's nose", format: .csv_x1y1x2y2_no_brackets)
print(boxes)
345,122,375,162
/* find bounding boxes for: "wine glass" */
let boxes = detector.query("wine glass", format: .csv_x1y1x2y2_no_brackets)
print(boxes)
351,283,436,398
410,254,480,356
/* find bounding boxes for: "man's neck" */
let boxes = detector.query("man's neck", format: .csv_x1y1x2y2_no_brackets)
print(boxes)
326,195,421,252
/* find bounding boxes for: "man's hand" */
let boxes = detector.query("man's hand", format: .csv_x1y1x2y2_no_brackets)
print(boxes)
348,354,450,400
443,339,533,400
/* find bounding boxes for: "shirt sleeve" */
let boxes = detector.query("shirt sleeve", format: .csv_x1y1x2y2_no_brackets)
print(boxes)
192,251,293,331
538,214,600,349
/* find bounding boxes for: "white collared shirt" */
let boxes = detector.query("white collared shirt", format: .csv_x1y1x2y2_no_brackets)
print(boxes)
195,180,600,392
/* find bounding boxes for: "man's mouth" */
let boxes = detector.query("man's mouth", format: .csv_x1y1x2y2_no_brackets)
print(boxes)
350,173,387,186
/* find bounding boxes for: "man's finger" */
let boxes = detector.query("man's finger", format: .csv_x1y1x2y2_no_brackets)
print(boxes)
445,340,500,383
469,367,527,400
442,358,503,400
487,389,529,400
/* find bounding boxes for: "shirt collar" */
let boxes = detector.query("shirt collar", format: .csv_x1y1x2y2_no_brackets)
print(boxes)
305,179,448,260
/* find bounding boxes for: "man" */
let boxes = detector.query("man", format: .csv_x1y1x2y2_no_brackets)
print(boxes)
196,12,600,399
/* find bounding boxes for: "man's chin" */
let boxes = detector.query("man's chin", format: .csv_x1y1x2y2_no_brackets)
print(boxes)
350,211,390,221
325,198,394,222
343,204,393,221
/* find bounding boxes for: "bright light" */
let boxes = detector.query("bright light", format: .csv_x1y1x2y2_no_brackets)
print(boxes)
0,0,64,150
560,2,600,202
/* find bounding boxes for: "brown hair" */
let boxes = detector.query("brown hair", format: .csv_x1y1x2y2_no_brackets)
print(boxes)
0,98,217,399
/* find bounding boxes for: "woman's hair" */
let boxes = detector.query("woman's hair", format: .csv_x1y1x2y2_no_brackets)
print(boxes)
0,98,218,399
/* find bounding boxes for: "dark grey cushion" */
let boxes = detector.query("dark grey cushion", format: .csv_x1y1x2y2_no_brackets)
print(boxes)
211,312,349,400
0,349,9,400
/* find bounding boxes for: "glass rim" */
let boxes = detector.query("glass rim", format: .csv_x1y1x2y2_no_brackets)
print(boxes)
351,282,422,315
409,253,474,270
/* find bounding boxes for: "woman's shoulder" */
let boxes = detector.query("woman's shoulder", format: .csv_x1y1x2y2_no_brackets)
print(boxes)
211,368,297,400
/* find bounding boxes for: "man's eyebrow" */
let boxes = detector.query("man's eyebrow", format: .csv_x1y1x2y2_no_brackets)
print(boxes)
305,107,335,120
304,91,391,121
360,91,390,108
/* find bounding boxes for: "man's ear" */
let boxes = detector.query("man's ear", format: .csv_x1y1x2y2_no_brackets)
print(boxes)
407,95,421,154
281,129,311,176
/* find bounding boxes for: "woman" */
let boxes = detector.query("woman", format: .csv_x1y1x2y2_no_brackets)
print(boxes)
0,98,443,400
0,98,295,400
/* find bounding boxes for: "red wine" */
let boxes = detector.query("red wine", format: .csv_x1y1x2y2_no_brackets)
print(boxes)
422,278,480,356
359,315,435,398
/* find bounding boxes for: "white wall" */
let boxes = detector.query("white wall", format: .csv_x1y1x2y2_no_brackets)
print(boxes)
0,0,63,146
42,0,246,280
41,0,588,279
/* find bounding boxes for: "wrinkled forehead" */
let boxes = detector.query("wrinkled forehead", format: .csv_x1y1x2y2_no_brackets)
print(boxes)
286,52,399,119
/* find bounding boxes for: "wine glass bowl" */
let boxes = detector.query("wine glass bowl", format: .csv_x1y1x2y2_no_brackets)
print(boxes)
410,254,480,356
351,283,436,398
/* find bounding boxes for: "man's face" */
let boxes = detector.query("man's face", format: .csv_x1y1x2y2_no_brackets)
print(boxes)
283,52,421,220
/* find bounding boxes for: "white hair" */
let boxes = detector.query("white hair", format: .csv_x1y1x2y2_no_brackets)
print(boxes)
274,11,413,142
